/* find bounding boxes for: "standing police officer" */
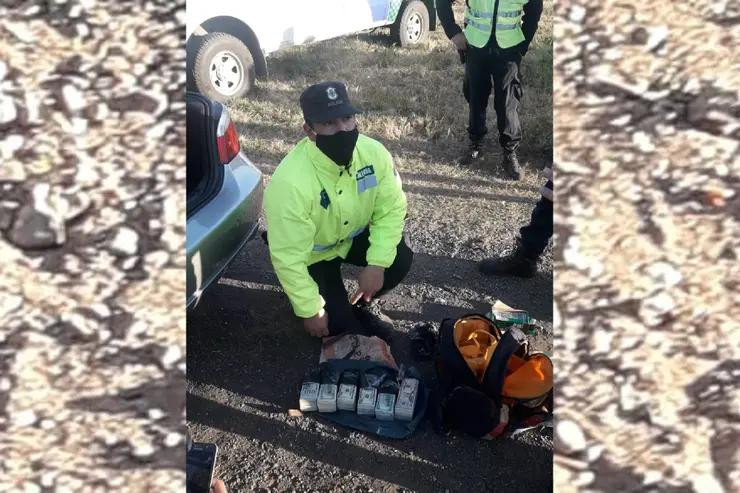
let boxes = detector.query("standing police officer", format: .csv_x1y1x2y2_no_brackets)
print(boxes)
437,0,543,180
264,81,412,340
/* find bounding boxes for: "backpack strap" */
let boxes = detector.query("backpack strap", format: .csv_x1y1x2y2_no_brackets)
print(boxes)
439,316,480,389
481,326,527,401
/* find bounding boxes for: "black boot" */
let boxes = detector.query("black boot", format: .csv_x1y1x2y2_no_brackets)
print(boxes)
478,245,537,278
352,301,395,342
460,139,484,166
502,151,522,180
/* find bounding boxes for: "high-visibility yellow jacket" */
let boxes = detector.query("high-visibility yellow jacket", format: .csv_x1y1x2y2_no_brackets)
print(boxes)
465,0,528,49
264,134,407,318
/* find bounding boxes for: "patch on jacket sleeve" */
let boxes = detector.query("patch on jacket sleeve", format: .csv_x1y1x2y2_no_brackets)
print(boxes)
320,189,330,209
356,165,378,194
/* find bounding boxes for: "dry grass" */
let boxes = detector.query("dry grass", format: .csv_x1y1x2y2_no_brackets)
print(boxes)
230,2,552,172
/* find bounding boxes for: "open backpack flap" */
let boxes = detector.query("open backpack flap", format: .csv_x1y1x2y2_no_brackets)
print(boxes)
436,313,553,439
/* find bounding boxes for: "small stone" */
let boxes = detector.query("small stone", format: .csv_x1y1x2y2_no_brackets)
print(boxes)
23,4,41,15
111,227,139,256
0,377,11,391
0,160,27,182
41,472,56,487
164,432,182,447
147,408,165,420
556,420,586,455
10,195,66,249
63,192,92,222
632,131,655,152
619,383,642,412
121,257,138,270
1,294,23,319
569,6,586,23
70,117,88,135
703,189,726,207
574,472,595,487
645,262,682,286
24,91,42,124
0,60,7,80
89,303,111,318
21,482,41,493
145,251,169,270
40,419,56,430
691,473,724,493
586,444,603,462
590,329,613,354
147,121,169,139
610,115,631,126
132,441,155,457
0,94,18,125
4,22,34,43
643,470,663,484
13,409,38,427
639,292,675,326
645,26,668,51
76,23,89,37
1,134,24,160
161,345,181,366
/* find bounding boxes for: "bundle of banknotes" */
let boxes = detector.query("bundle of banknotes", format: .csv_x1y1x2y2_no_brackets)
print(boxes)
299,366,418,422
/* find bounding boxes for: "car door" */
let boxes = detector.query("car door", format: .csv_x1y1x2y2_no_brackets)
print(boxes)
292,0,377,44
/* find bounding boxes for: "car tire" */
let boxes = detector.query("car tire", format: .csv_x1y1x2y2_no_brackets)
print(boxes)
392,0,430,47
192,32,255,102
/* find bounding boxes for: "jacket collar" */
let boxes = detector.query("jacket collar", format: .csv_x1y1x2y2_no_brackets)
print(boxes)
304,137,357,177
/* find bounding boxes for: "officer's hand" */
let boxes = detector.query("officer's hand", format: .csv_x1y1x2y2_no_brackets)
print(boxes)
351,266,385,304
303,309,329,337
212,479,228,493
539,184,553,202
540,166,553,202
451,32,467,51
542,166,553,181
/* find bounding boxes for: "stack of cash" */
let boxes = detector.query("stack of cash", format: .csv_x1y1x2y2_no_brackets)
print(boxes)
375,379,398,421
357,369,380,416
317,366,339,413
394,378,419,421
357,387,377,415
337,370,359,412
299,369,321,412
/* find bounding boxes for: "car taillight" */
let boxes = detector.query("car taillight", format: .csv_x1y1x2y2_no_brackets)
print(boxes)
216,106,240,164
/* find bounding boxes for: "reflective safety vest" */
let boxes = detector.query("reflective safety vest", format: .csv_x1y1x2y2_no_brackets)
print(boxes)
264,134,407,318
464,0,528,49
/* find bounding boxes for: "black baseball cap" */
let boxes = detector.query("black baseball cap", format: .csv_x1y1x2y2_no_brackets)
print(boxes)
299,81,360,124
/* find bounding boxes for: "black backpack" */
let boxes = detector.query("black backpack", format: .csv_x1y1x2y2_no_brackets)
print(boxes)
432,314,553,439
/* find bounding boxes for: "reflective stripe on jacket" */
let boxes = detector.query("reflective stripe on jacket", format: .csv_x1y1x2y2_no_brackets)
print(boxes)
264,134,407,317
464,0,528,48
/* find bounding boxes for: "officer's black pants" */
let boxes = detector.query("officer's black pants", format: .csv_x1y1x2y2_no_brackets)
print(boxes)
519,196,553,260
463,45,523,153
307,229,413,335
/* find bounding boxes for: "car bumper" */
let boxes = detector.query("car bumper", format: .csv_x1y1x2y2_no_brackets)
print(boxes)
186,152,263,308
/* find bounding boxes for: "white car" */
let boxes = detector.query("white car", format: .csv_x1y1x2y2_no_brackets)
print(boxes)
187,0,437,102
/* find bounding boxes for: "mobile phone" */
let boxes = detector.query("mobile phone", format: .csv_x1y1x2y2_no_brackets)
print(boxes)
186,441,218,493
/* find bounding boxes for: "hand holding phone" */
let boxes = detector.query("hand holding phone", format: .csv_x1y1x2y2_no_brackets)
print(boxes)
186,441,218,493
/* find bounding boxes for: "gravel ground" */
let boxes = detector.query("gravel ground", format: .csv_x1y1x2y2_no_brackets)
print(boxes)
187,151,554,491
2,1,186,490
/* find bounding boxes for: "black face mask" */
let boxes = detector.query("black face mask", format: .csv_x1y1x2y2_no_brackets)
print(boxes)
315,127,359,167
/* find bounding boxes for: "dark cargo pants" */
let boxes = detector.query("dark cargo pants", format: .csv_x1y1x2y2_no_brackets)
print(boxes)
307,229,413,335
463,45,523,153
519,196,552,260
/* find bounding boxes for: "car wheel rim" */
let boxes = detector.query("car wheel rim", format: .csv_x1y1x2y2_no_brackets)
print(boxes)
405,12,423,42
209,50,244,96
